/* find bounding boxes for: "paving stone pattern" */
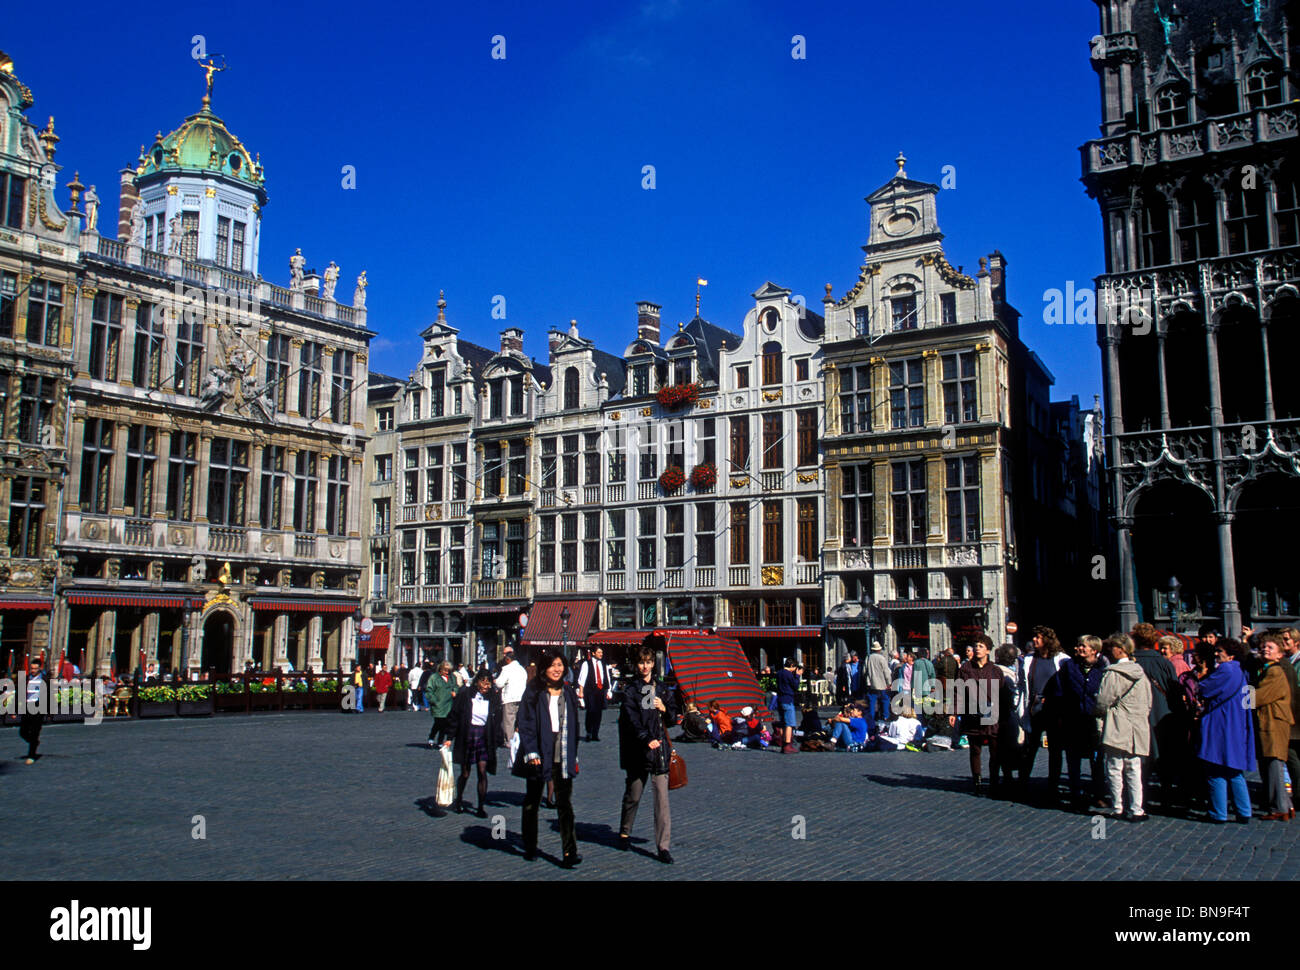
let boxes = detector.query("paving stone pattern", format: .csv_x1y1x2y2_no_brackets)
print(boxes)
4,710,1296,880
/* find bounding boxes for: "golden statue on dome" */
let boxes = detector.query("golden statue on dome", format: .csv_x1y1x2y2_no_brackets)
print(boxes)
198,54,227,108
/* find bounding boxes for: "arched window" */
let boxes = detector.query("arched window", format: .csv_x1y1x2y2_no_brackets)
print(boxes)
1244,63,1282,110
761,341,782,386
1154,84,1189,128
563,366,580,410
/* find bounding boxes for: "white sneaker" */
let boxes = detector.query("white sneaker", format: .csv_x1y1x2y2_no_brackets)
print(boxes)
732,742,745,750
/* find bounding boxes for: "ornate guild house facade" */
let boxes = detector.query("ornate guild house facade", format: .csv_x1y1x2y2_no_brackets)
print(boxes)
1082,0,1299,635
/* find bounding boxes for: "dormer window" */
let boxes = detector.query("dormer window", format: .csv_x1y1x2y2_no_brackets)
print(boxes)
890,289,918,332
673,358,692,385
761,342,782,386
430,366,446,417
564,367,580,410
853,307,870,338
510,376,524,415
1154,84,1189,129
1,174,25,230
1245,63,1282,110
632,363,650,397
734,365,750,389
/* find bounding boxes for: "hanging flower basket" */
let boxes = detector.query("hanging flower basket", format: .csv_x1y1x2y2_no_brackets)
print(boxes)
658,466,685,493
656,382,699,409
690,462,718,490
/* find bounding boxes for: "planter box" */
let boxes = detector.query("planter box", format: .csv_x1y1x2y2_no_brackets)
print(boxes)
281,691,311,710
138,701,176,718
46,713,87,724
310,691,342,710
214,692,247,713
388,689,409,708
178,698,215,717
248,691,280,710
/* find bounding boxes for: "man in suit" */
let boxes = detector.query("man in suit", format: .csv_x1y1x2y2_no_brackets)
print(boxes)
576,647,613,741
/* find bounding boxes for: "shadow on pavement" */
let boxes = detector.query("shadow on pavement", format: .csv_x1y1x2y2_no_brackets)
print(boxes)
863,772,974,794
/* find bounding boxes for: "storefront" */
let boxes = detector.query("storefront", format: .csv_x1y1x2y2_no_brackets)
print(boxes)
717,626,824,673
520,599,597,667
878,598,991,657
0,598,54,672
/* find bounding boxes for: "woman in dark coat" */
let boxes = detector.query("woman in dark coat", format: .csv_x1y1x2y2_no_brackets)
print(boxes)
443,670,503,818
513,649,582,866
949,635,1003,796
617,644,680,863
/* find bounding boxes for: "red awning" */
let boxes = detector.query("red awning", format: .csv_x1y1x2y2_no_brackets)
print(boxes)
359,626,391,651
586,630,657,646
66,592,203,609
721,626,823,639
522,599,597,646
249,598,359,613
0,598,54,611
663,631,770,720
878,599,990,612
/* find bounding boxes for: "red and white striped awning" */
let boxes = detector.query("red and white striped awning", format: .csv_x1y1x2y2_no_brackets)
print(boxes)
249,598,359,613
521,600,597,646
66,592,204,609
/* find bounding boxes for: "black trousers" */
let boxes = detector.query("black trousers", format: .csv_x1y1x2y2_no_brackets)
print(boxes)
523,774,576,857
585,694,606,739
428,716,450,743
19,713,42,757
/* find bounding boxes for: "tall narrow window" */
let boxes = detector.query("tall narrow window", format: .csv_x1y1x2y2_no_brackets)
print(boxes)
889,359,925,429
1,173,26,230
294,452,318,533
179,211,200,260
451,443,467,501
762,413,783,469
696,503,715,566
564,367,580,410
841,465,873,547
539,516,555,574
423,528,441,584
26,279,63,346
175,318,204,396
79,419,114,514
331,350,355,423
584,432,601,485
506,520,525,577
483,443,502,498
1225,186,1267,254
264,334,290,413
583,512,600,573
673,356,691,386
639,429,657,480
730,502,749,565
631,363,650,397
207,439,249,526
18,376,55,444
796,409,817,466
216,216,231,267
89,293,124,381
940,292,958,325
409,390,422,421
1140,199,1171,267
1275,171,1300,248
132,302,165,389
425,445,444,503
1244,63,1281,109
665,504,685,567
797,498,817,561
8,476,44,558
509,376,524,415
700,418,716,467
945,455,981,543
562,434,579,488
403,448,420,505
508,439,527,495
0,271,17,338
762,342,783,386
890,291,918,331
166,431,199,520
489,379,504,419
853,306,870,338
608,510,626,570
260,446,286,529
298,342,324,418
1154,84,1189,128
608,426,626,484
561,513,578,574
231,221,246,270
1176,190,1217,262
942,351,978,425
542,437,557,489
372,498,391,535
891,459,928,545
430,366,446,417
123,425,157,516
449,527,465,584
638,507,657,570
730,416,750,470
762,501,782,563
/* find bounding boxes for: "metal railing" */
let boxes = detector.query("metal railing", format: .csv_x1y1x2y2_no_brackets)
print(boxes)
728,566,751,586
664,568,684,589
694,566,715,586
637,570,656,591
607,484,626,503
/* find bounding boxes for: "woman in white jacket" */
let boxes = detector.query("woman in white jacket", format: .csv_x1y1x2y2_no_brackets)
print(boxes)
1093,633,1153,822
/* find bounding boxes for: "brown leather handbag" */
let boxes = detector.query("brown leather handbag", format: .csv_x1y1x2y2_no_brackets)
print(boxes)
667,739,688,790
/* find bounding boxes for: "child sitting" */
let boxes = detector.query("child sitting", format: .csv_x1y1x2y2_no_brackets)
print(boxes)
872,707,925,751
829,703,869,751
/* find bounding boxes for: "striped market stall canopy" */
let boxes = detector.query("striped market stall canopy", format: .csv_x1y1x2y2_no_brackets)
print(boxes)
662,630,770,720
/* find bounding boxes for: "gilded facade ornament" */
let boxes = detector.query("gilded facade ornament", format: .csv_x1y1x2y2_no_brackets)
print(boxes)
640,407,652,416
610,412,621,420
761,566,784,586
763,390,782,402
729,476,749,488
797,472,818,483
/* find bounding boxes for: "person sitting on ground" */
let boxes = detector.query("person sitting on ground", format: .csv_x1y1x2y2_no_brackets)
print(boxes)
874,706,924,751
829,703,869,751
734,705,770,749
706,699,736,747
799,704,827,742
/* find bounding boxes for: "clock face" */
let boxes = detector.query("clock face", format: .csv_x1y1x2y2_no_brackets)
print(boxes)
360,617,374,633
881,207,918,237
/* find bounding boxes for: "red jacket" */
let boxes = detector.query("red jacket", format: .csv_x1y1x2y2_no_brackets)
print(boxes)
374,671,392,693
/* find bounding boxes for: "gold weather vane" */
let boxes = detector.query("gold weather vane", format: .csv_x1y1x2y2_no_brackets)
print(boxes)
198,55,228,108
696,277,708,318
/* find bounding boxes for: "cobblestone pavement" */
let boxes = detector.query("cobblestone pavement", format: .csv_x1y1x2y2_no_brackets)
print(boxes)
4,710,1296,880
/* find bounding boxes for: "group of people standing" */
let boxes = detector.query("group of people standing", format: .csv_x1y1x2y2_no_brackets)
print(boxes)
950,623,1299,824
426,644,679,866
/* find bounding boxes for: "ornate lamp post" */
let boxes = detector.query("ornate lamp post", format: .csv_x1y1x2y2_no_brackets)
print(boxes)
560,605,571,669
1167,576,1182,634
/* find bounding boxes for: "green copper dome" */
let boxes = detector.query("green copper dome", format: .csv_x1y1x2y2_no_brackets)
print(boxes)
135,104,267,201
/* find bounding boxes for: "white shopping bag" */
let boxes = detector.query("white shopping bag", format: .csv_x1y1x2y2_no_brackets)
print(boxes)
509,730,520,766
436,746,456,806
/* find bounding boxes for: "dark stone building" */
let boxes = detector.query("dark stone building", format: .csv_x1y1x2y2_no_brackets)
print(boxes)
1081,0,1300,635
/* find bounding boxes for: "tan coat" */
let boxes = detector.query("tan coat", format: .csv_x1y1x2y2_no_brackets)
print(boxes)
1255,663,1295,762
1094,658,1152,757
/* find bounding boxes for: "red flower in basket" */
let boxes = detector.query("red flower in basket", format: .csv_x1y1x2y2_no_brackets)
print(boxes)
658,466,685,493
656,382,700,409
690,462,718,489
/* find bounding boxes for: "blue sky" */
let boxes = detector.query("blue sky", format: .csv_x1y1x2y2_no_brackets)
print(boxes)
10,0,1104,402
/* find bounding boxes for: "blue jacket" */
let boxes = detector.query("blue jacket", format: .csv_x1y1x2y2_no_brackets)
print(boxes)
513,682,581,782
777,668,800,703
1196,660,1255,772
1053,654,1109,723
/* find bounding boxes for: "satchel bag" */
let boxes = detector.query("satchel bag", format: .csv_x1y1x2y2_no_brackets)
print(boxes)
435,746,456,806
667,739,688,790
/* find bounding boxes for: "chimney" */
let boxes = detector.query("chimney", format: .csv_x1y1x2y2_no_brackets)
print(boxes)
987,250,1007,302
500,327,524,353
636,301,661,344
117,170,139,240
548,329,564,355
303,271,321,296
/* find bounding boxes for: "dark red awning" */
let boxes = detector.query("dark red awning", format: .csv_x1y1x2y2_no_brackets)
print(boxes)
249,598,359,613
586,630,656,646
358,626,391,650
66,593,203,609
877,599,990,612
522,600,597,646
720,626,823,639
663,631,769,719
0,598,54,611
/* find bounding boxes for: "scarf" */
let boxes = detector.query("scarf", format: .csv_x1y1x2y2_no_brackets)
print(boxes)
552,688,570,779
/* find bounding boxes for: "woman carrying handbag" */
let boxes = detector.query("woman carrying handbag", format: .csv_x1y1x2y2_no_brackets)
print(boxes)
617,645,679,863
514,649,583,867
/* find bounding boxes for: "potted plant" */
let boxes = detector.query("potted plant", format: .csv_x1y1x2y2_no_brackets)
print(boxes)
248,678,280,710
282,678,310,710
656,382,699,409
137,685,177,718
658,466,685,494
310,677,342,710
389,679,409,709
177,684,214,716
213,679,247,713
690,462,718,491
48,683,89,723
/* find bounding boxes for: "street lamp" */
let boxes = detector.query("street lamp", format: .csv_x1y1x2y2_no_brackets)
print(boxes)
1167,576,1182,634
560,605,571,668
